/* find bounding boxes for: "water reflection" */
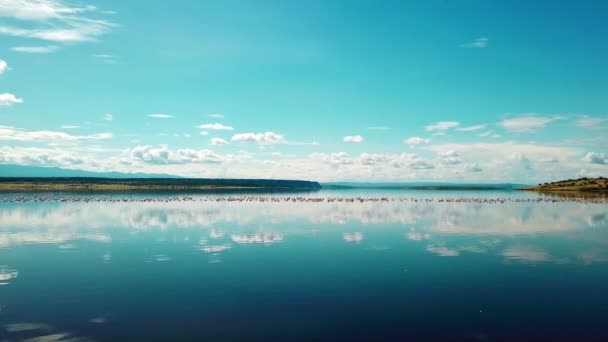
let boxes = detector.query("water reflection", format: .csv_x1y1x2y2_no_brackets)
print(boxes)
2,193,608,340
2,323,92,342
0,193,607,265
0,266,18,285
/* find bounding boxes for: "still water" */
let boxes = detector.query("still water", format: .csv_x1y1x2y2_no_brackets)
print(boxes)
1,191,607,340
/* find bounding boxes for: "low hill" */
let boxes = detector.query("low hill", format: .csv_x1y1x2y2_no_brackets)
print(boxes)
523,177,608,192
0,164,179,178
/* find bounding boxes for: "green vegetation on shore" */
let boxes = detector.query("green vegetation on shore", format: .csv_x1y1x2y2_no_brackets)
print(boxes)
0,177,322,192
523,177,608,192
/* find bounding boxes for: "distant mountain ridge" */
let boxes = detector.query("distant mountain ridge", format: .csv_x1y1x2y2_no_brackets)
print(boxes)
0,164,180,178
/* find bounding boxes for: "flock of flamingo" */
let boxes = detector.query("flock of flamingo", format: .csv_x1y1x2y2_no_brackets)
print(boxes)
1,195,607,204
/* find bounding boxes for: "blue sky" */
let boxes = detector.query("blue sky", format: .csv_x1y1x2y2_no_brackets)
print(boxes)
0,0,607,182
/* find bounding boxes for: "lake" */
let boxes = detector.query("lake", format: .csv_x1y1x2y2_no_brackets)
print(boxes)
1,190,607,341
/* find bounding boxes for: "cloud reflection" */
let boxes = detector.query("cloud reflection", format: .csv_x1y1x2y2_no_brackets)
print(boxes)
0,266,18,285
0,194,607,264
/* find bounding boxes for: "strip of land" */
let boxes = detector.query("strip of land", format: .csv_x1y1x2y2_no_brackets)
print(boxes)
0,177,322,192
522,177,608,193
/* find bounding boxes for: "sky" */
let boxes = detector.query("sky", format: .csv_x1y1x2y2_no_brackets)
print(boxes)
0,0,607,183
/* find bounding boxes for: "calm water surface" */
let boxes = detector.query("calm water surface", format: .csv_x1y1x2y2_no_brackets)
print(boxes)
1,190,607,341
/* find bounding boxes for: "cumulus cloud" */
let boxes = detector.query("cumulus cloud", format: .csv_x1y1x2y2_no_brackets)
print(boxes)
427,142,588,182
11,45,58,53
464,163,483,172
0,125,111,142
0,0,116,43
498,114,562,133
576,115,608,130
210,137,228,146
343,135,364,143
460,37,488,48
129,145,223,164
231,132,285,144
311,152,435,171
359,153,390,165
0,59,7,74
408,159,435,169
199,123,233,131
405,137,431,146
438,150,459,157
311,152,354,165
0,146,87,167
0,93,23,106
425,121,460,132
148,114,174,119
439,156,462,166
582,152,607,165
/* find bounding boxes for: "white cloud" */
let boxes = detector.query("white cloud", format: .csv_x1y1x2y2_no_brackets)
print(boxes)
438,151,459,157
311,152,354,165
0,59,7,74
148,114,174,119
343,135,363,143
461,37,488,48
405,137,431,145
208,113,224,119
103,113,113,121
129,145,223,164
359,153,390,165
93,53,118,64
0,93,23,106
464,163,483,172
582,152,607,165
427,142,589,182
200,131,208,136
311,152,434,170
0,0,116,43
498,114,562,133
439,157,461,166
0,125,111,142
456,124,486,131
210,137,228,146
576,115,608,130
11,45,58,53
199,123,233,131
0,146,87,167
425,121,460,132
231,132,285,144
60,125,79,129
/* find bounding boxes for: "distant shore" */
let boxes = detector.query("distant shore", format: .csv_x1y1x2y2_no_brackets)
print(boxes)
521,177,608,193
0,177,322,192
